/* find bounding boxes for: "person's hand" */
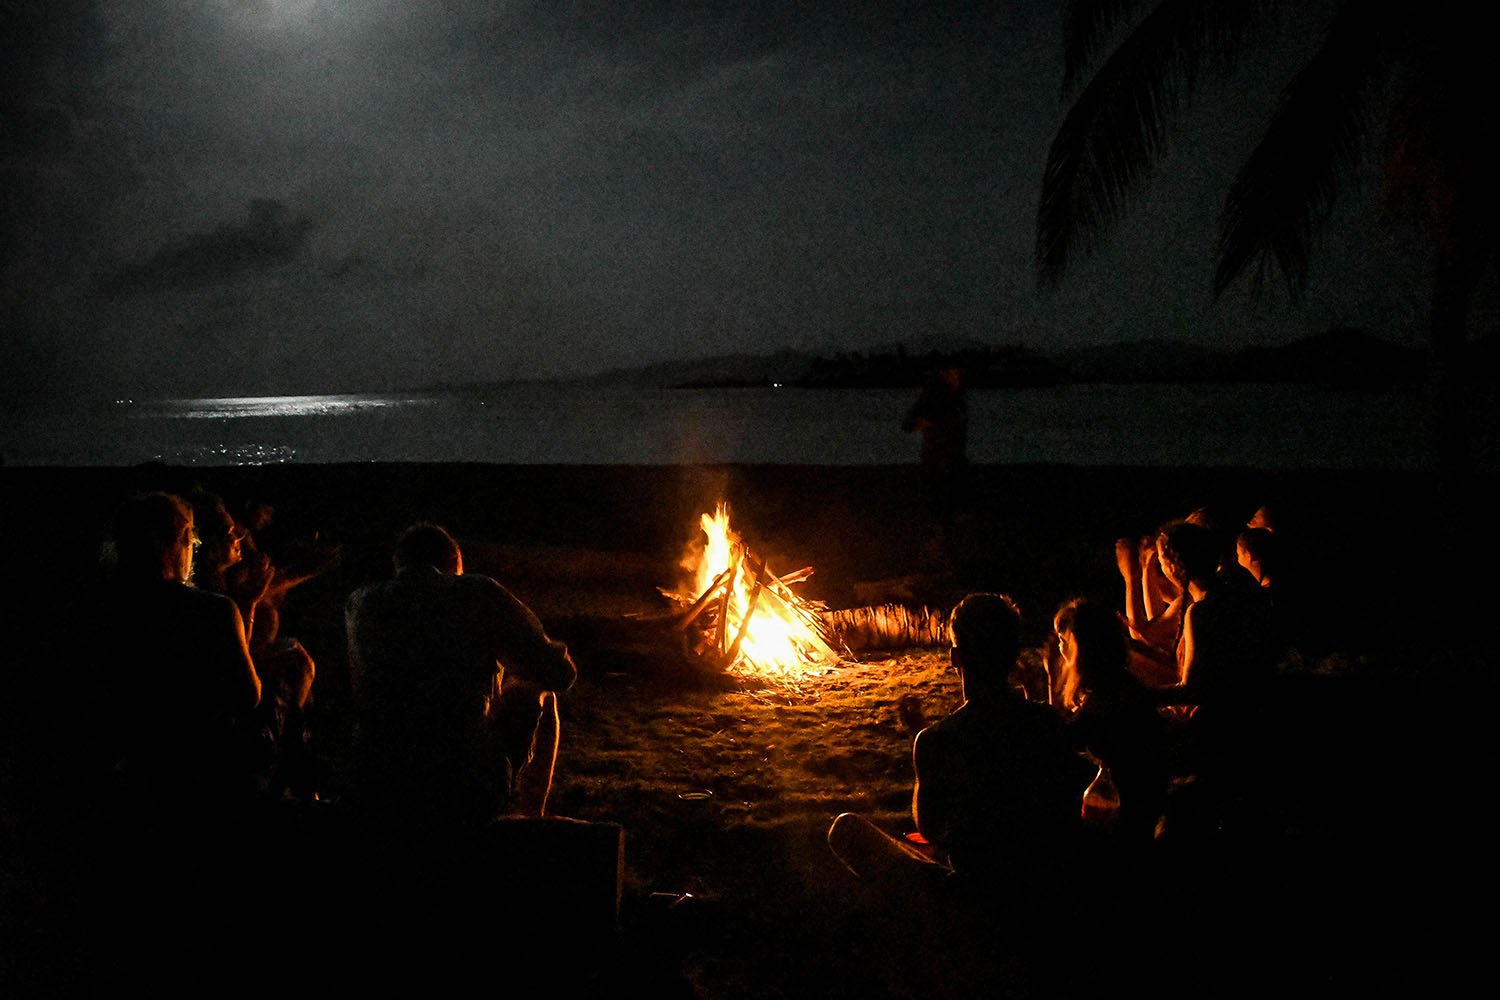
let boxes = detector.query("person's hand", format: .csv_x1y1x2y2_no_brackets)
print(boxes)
231,550,274,607
1115,537,1137,578
286,640,315,709
280,534,342,584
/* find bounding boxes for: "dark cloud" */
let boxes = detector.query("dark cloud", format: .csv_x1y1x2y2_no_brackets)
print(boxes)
0,1,1447,402
103,198,313,296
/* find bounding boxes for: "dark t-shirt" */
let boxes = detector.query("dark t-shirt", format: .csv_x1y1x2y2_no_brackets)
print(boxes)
90,578,260,801
915,694,1088,879
345,567,576,831
1070,686,1170,845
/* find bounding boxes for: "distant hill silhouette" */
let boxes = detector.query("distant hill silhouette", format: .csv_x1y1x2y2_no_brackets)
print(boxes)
592,328,1433,390
434,328,1483,394
1230,328,1427,387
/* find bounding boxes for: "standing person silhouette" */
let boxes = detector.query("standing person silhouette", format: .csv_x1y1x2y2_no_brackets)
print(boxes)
902,364,972,555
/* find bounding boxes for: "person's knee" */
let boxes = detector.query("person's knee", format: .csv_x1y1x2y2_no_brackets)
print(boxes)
828,812,863,850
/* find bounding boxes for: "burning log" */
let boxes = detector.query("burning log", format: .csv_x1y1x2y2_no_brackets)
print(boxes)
675,566,734,632
653,502,954,681
821,603,949,654
662,502,842,679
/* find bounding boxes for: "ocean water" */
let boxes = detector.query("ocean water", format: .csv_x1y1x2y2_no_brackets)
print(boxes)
5,382,1492,471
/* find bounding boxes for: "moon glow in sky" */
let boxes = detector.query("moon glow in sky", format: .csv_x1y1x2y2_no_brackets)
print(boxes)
1,2,1446,402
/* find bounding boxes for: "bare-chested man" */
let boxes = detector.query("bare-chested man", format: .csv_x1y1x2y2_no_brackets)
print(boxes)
829,592,1087,888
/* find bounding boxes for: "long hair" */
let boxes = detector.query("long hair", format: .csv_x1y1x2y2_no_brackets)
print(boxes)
106,492,193,581
1053,596,1129,711
1156,518,1220,587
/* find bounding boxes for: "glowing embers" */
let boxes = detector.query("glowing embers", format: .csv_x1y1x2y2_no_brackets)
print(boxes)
664,503,840,679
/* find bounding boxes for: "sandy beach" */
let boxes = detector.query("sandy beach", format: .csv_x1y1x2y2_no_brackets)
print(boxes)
2,461,1488,996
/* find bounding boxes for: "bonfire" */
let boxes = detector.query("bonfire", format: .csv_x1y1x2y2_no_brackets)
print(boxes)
663,502,842,680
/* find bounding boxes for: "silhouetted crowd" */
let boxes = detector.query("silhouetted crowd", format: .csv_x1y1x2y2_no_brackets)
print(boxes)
55,479,1313,995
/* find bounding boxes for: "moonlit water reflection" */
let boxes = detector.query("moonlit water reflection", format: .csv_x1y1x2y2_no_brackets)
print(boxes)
145,394,437,420
4,382,1491,471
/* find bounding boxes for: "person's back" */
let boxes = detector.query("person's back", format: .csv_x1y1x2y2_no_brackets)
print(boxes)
912,593,1087,885
104,581,256,757
347,568,514,831
345,524,576,836
916,694,1083,878
1184,570,1274,708
90,493,261,809
1158,523,1278,840
1054,597,1170,849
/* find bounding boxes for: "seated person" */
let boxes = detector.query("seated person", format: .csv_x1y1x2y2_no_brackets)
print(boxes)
1051,597,1169,849
90,492,262,814
190,488,318,793
1116,534,1154,635
1157,521,1274,706
1121,520,1190,689
829,593,1089,891
1152,520,1276,834
1236,523,1313,654
344,522,577,838
1235,526,1277,589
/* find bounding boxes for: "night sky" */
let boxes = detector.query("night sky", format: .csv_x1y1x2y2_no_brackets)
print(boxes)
3,1,1439,402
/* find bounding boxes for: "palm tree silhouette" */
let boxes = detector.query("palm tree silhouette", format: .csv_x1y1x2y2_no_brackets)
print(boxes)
1036,1,1495,497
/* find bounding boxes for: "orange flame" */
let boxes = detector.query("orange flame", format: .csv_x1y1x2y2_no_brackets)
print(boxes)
674,502,839,678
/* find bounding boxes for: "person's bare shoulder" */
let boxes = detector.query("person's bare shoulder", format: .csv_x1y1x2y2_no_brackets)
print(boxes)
161,579,241,625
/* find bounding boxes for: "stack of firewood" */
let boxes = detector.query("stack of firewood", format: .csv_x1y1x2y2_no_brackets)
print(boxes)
665,548,840,674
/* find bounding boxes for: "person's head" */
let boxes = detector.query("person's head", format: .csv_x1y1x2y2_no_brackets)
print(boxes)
1156,519,1219,590
1184,507,1217,529
948,592,1022,701
1247,504,1276,532
1053,597,1129,711
394,522,462,575
940,366,963,390
1236,526,1278,587
189,488,245,576
108,492,195,583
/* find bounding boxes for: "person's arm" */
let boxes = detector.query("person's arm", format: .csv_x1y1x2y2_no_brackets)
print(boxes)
1153,602,1203,705
1136,592,1185,652
1176,601,1197,688
1141,541,1175,621
219,598,261,710
226,550,274,645
1124,593,1187,688
489,581,577,693
911,727,950,851
1117,537,1148,633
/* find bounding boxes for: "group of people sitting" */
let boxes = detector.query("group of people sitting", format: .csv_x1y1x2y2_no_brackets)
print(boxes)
80,488,585,985
86,483,1289,985
89,490,574,842
828,503,1292,898
92,486,1287,848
